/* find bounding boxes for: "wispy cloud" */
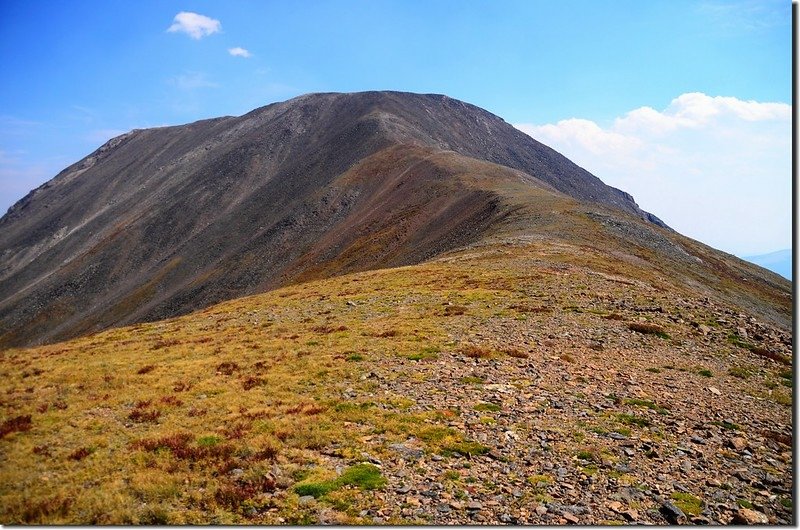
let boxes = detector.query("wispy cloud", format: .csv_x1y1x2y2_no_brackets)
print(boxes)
167,12,221,39
698,0,788,32
0,150,69,213
515,93,791,255
0,116,42,136
167,72,218,90
228,47,252,58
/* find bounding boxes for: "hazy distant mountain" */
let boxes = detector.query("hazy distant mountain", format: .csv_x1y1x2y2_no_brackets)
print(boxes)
743,249,792,280
0,91,790,348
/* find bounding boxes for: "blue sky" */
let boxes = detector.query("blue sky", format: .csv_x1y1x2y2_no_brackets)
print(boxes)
0,0,791,255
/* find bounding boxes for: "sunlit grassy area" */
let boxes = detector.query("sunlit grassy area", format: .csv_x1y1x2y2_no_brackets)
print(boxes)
0,246,523,523
0,239,792,524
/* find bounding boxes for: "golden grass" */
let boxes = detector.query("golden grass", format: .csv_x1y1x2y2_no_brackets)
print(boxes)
0,238,791,524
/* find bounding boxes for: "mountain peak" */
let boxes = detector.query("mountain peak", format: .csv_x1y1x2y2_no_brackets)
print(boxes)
0,92,787,349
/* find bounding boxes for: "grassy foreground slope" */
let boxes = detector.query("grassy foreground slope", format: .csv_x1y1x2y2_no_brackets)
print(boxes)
0,238,792,524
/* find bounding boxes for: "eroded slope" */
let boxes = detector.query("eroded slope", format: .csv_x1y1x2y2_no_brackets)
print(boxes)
1,91,670,349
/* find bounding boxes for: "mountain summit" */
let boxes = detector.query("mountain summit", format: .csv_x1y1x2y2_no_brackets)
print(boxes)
0,91,789,348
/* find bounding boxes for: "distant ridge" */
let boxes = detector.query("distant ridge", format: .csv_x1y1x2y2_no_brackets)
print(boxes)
743,249,792,280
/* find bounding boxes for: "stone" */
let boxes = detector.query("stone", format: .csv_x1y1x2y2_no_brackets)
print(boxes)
622,509,639,521
732,508,769,525
563,513,579,524
298,495,316,505
660,501,687,524
708,386,721,396
389,443,424,460
729,437,748,451
467,501,482,511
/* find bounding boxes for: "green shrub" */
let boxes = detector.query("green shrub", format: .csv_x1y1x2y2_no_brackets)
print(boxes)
293,463,386,499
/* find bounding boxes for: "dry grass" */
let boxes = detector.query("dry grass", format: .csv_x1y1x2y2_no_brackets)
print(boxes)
459,345,495,359
0,258,478,523
628,322,669,339
0,237,790,524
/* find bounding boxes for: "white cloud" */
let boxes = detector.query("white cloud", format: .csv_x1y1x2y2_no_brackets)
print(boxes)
167,12,221,39
515,92,791,255
228,47,252,58
167,72,218,90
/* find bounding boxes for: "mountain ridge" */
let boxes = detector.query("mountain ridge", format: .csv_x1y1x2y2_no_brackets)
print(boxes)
0,91,789,349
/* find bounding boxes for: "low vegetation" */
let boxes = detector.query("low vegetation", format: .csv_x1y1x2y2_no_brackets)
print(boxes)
0,239,791,524
628,323,669,339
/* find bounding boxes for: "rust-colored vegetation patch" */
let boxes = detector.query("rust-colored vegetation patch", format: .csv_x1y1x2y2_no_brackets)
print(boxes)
628,322,669,339
216,361,239,375
500,347,528,359
133,432,235,462
242,376,264,390
215,474,277,510
0,414,32,438
459,344,494,359
68,447,92,461
128,401,161,423
750,346,791,366
311,324,348,334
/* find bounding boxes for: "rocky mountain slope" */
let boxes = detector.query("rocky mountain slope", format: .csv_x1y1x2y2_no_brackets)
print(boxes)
0,90,684,349
0,238,792,524
0,91,792,525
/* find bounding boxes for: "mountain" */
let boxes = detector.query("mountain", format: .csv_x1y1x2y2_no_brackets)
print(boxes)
743,249,792,281
0,91,791,350
0,91,793,525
